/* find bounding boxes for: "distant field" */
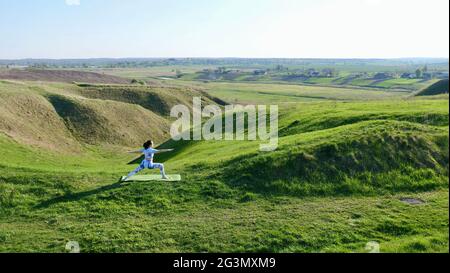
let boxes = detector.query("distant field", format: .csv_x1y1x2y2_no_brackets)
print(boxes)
195,82,409,104
88,66,214,80
372,79,437,89
92,65,445,93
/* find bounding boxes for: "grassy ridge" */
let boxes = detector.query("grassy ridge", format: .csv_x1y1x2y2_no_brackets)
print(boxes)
416,79,449,96
156,100,448,197
0,80,221,151
221,120,448,196
76,85,219,116
278,100,449,136
46,94,169,147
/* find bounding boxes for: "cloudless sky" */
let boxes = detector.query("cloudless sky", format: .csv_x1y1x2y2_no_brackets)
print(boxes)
0,0,448,59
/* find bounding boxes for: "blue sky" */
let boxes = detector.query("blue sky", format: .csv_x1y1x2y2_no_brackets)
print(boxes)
0,0,448,59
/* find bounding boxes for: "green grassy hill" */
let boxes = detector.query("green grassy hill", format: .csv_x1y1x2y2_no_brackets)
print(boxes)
0,80,220,152
157,100,448,196
0,82,82,153
415,79,449,96
0,81,448,252
0,68,132,84
76,85,222,116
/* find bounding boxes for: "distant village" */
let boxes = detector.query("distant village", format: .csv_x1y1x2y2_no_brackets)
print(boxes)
195,65,449,82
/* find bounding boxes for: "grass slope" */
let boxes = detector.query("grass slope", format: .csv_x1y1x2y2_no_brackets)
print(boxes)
157,100,448,197
77,85,219,116
0,80,222,151
416,79,449,96
47,94,169,147
221,120,448,196
0,68,131,84
0,81,82,152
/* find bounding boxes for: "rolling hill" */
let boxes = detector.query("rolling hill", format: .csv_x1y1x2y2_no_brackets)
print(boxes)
0,68,132,84
156,100,449,196
0,79,219,152
415,79,449,96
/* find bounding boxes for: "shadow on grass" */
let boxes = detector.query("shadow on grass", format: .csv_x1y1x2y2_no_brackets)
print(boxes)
34,182,123,209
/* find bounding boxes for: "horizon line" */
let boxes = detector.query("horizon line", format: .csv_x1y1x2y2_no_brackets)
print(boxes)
1,56,449,61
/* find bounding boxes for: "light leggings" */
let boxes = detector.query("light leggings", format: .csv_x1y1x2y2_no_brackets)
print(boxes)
127,160,165,178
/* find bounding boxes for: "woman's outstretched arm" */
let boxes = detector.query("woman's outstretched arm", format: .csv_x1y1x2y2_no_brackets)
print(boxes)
155,149,174,154
127,150,143,154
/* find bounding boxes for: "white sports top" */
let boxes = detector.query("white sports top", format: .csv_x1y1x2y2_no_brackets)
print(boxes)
141,148,158,163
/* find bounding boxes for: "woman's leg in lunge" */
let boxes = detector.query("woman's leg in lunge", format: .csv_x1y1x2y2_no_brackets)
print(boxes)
153,163,168,179
124,163,144,181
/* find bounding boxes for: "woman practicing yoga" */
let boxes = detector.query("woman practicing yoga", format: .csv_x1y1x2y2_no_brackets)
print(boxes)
121,140,174,182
